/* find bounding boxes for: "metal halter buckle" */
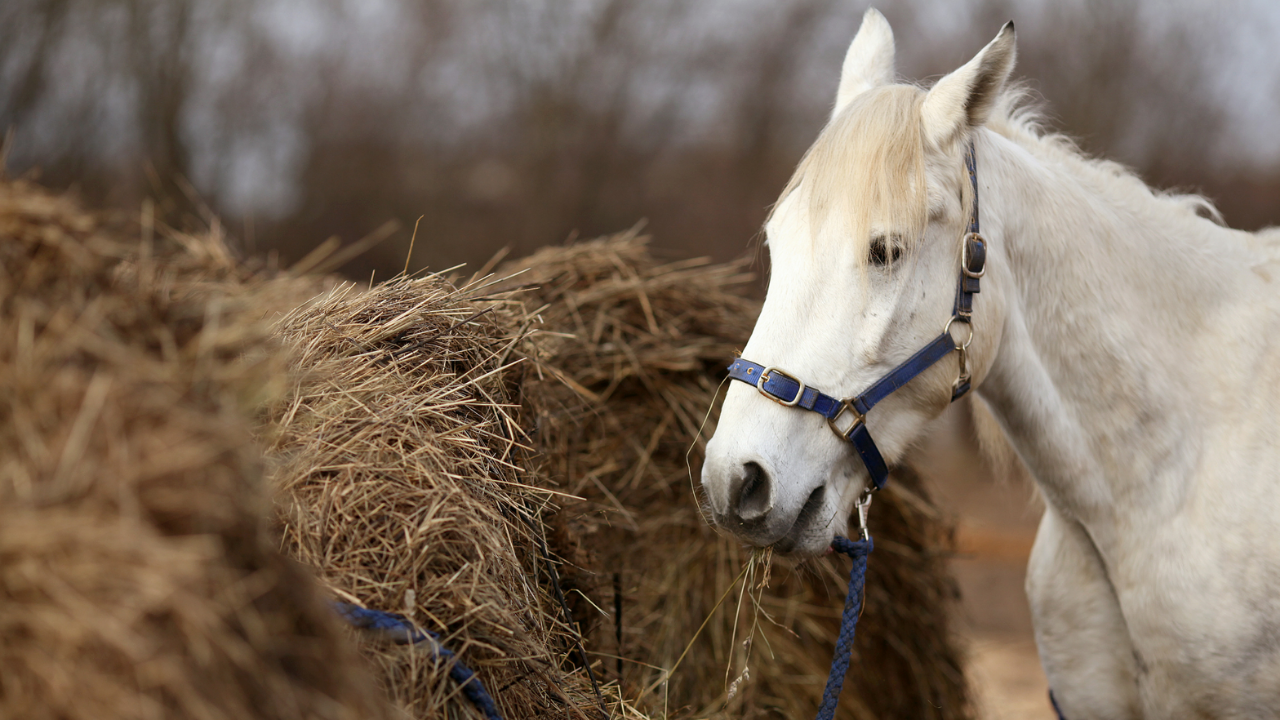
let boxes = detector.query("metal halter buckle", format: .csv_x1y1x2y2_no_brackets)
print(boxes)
962,232,987,278
757,366,805,407
826,398,866,440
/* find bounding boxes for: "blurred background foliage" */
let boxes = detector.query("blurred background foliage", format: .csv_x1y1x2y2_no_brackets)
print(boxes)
2,0,1278,279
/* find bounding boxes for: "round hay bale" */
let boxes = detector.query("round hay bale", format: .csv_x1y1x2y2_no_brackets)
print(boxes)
0,180,392,720
266,277,624,719
503,232,973,719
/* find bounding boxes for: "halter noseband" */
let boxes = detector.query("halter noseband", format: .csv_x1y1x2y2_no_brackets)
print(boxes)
727,142,987,514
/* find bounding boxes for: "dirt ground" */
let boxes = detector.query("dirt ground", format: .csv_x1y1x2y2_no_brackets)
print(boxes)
915,404,1057,720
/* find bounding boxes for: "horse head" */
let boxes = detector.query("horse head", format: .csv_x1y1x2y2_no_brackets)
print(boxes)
702,10,1016,554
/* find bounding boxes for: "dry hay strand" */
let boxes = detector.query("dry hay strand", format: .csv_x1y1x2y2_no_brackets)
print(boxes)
267,275,631,719
0,179,392,720
504,232,972,719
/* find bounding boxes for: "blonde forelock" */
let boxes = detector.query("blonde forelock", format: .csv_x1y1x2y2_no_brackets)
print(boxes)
771,85,928,268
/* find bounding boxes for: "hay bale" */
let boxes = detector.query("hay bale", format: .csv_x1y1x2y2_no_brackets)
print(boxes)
0,180,392,720
504,233,972,719
267,277,624,719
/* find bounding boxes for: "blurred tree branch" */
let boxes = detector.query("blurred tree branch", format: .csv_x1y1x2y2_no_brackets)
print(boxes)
1,0,1275,278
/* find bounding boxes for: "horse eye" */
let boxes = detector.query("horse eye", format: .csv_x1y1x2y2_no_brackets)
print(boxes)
869,235,903,266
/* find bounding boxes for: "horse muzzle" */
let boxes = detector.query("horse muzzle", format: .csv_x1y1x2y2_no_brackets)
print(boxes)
701,452,836,553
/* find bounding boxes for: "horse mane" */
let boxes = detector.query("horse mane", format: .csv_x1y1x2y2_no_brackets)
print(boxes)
771,81,1227,263
983,83,1226,226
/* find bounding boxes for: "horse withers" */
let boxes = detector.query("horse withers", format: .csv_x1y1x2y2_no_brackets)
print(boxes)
701,9,1280,718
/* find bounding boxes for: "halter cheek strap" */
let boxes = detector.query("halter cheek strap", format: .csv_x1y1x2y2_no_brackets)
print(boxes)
727,142,987,495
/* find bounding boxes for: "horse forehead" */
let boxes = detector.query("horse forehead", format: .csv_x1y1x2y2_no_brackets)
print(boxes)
766,180,908,248
764,194,860,269
767,185,807,233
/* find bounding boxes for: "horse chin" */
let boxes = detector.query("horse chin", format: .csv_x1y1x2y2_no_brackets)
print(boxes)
770,533,835,557
769,522,845,557
766,488,851,557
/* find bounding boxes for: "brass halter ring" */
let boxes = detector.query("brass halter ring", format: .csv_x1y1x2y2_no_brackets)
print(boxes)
827,399,867,440
943,315,974,350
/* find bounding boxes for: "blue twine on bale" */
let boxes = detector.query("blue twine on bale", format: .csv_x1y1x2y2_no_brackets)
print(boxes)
333,602,503,720
815,535,874,720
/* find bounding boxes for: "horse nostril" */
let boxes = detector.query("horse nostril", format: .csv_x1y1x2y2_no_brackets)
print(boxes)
796,484,825,528
736,461,773,521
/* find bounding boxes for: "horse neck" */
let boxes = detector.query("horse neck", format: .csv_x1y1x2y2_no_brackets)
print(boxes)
974,131,1260,538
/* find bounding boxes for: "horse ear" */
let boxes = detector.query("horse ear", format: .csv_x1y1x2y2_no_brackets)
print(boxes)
921,21,1016,149
832,8,896,118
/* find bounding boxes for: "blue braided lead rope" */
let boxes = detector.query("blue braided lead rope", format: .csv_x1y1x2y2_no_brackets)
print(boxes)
815,535,874,720
333,602,503,720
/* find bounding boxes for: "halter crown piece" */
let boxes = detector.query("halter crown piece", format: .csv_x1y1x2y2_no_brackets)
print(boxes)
725,143,985,720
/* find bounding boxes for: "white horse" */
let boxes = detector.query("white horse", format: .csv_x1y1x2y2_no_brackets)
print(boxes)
701,9,1280,718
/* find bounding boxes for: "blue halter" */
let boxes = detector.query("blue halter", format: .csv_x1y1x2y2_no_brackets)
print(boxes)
727,142,986,495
